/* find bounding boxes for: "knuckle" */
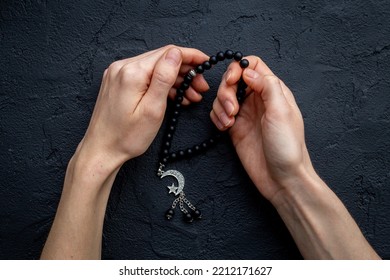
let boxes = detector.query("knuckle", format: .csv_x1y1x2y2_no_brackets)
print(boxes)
143,103,165,121
246,55,263,65
212,98,220,112
165,44,177,50
263,74,280,85
217,90,229,103
103,68,108,79
119,63,143,85
107,60,122,75
153,68,176,88
248,55,261,60
275,103,293,120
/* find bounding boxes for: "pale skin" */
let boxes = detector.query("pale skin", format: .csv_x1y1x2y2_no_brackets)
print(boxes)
40,45,380,260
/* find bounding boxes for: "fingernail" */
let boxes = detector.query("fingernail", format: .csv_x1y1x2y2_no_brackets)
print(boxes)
224,100,235,116
215,119,224,130
225,70,232,83
165,48,182,66
219,112,231,127
245,68,259,79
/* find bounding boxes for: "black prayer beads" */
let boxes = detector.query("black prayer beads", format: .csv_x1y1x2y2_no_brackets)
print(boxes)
159,50,249,166
159,50,249,223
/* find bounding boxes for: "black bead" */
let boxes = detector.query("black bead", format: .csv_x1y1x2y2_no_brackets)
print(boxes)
237,88,246,97
165,133,172,139
238,78,248,89
225,49,234,59
170,152,177,160
234,51,243,61
239,58,249,68
175,103,181,110
186,148,193,156
181,82,190,90
170,118,177,125
179,150,185,157
173,110,180,117
165,208,175,220
202,142,208,149
161,157,168,164
183,212,193,223
184,74,193,83
202,61,211,70
237,95,243,103
214,132,222,139
164,141,171,148
175,95,183,104
162,149,169,156
209,55,218,65
169,125,175,132
196,65,204,74
192,209,202,219
194,145,201,153
216,51,225,61
176,88,185,97
208,138,215,145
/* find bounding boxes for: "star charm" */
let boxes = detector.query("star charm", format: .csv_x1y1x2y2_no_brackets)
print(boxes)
167,183,178,194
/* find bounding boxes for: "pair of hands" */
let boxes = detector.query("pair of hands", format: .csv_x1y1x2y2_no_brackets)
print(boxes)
81,45,313,203
45,45,380,260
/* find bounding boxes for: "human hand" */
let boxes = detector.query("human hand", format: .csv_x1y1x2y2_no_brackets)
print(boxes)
210,56,315,202
78,45,209,172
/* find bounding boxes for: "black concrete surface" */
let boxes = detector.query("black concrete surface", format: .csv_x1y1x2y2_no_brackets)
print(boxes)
0,0,389,259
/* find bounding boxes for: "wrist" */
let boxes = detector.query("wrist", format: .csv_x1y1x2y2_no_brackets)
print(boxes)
41,139,122,260
66,138,123,194
270,164,326,210
269,165,380,259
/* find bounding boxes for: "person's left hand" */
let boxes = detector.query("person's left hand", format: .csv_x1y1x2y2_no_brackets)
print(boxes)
77,45,209,172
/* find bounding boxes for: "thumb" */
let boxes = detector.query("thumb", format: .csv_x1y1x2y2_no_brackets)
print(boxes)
243,68,288,111
142,47,182,111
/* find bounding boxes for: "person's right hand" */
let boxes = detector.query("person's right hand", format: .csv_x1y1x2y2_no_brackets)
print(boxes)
211,57,381,260
210,56,316,202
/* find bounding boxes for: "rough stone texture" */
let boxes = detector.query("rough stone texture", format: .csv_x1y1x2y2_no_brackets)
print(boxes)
0,0,389,259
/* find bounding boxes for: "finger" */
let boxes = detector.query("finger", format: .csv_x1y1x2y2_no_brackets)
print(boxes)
222,55,274,87
173,75,209,93
168,88,191,105
107,45,207,84
179,46,209,65
191,75,210,92
121,44,205,66
212,56,269,120
223,62,244,86
116,47,179,93
213,70,240,121
279,80,304,121
210,110,232,131
279,79,298,108
141,47,182,112
211,97,235,129
173,76,184,88
168,86,202,103
113,45,207,81
245,55,275,76
111,47,164,70
179,66,209,92
242,69,289,113
185,86,203,102
179,65,199,75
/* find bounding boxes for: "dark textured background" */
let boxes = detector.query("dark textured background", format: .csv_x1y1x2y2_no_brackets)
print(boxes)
0,0,389,259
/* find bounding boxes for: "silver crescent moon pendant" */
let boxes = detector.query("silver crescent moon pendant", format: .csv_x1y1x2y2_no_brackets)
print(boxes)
160,169,185,196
